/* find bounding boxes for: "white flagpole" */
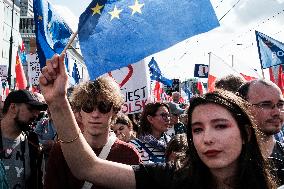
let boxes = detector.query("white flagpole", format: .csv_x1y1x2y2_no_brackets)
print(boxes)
62,30,78,55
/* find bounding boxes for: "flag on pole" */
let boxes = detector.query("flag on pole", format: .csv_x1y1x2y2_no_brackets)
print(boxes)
207,53,243,92
148,57,173,86
78,0,219,79
15,52,28,89
33,0,73,68
255,31,284,69
197,80,205,95
269,64,284,94
19,41,27,65
153,81,162,102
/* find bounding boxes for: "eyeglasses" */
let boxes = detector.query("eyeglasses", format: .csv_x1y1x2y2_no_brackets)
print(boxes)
252,101,284,110
156,112,171,120
81,101,113,114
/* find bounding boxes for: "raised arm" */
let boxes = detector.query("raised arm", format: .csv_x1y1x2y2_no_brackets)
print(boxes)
39,54,136,189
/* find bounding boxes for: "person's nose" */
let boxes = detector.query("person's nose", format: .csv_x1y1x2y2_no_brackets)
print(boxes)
271,105,282,116
90,108,101,117
203,128,214,145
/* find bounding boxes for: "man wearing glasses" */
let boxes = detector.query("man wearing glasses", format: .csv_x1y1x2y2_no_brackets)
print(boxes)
44,77,141,189
238,79,284,184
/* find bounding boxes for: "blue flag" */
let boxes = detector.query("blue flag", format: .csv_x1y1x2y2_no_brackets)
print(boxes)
33,0,73,68
194,64,209,78
148,57,173,86
79,0,219,79
72,63,80,84
255,31,284,69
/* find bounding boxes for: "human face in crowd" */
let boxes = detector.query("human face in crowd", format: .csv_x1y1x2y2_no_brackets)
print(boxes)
247,83,284,136
172,93,180,103
148,106,171,137
180,114,188,125
191,103,242,172
80,102,115,137
111,123,131,142
14,103,40,128
170,114,179,125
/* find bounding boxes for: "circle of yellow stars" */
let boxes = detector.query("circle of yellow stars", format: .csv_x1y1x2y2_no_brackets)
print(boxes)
91,0,144,21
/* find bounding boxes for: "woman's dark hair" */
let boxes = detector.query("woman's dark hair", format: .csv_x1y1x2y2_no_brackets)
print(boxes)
174,90,276,189
165,134,188,167
138,102,169,137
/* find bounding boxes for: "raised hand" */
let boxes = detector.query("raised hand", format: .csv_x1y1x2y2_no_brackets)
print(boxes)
39,53,68,105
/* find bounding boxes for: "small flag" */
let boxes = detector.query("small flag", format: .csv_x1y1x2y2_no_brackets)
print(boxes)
194,64,209,78
19,41,27,65
15,52,28,89
197,80,205,95
78,0,219,79
148,57,173,87
207,53,242,92
269,64,284,94
255,31,284,69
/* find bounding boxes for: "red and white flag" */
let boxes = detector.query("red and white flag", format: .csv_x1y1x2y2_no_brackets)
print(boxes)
269,64,284,94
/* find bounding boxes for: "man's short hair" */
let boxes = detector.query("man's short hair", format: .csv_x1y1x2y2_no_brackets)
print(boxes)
69,76,124,113
237,79,277,100
3,90,48,114
215,74,245,92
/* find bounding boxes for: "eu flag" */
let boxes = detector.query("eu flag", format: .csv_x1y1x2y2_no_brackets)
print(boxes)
79,0,219,79
33,0,73,68
255,31,284,69
148,57,173,86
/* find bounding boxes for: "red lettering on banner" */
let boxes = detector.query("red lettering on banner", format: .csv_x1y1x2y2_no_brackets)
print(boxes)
122,99,147,114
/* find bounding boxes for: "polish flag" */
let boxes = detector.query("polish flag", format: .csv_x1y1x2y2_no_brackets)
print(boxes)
197,80,205,95
207,53,259,92
208,54,243,92
269,65,284,94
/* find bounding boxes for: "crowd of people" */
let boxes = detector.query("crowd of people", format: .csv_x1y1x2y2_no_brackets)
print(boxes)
0,53,283,189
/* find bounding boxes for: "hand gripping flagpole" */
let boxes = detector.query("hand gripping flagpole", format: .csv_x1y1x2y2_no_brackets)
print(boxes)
62,30,78,55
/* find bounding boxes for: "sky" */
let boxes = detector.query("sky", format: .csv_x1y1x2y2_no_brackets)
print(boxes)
48,0,284,80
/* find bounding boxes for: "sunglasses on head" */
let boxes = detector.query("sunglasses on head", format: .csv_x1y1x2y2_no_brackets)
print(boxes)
81,101,113,114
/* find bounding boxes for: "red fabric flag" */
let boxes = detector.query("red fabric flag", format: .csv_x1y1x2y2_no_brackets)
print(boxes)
269,65,284,94
154,81,161,102
197,81,204,95
239,73,257,81
15,52,28,89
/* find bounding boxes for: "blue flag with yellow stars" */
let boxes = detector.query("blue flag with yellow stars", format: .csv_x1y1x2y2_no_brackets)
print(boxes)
33,0,73,68
255,31,284,69
148,57,173,87
78,0,220,80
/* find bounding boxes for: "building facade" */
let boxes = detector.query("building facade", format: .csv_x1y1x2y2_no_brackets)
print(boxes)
0,0,22,88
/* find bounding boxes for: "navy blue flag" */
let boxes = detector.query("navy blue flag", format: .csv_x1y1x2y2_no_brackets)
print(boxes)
194,64,209,78
148,57,173,86
72,63,80,84
79,0,220,79
33,0,73,68
255,31,284,69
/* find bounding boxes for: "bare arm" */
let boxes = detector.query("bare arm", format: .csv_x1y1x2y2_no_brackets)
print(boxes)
39,54,136,189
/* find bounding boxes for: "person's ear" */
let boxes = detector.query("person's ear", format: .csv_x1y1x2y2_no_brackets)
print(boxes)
9,103,18,114
147,115,154,124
